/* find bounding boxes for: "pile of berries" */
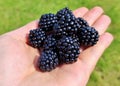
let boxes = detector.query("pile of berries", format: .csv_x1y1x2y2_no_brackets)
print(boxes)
28,7,99,72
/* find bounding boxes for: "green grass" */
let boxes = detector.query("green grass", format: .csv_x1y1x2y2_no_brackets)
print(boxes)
0,0,120,85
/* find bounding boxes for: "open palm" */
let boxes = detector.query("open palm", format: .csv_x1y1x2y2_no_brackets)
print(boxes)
0,7,113,86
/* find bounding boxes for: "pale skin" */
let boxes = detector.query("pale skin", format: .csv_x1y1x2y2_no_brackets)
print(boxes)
0,7,113,86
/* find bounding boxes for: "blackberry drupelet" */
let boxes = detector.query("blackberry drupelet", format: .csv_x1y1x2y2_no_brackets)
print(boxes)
77,17,89,28
78,26,99,46
72,35,80,46
28,28,46,48
39,13,58,32
54,14,80,37
57,36,80,64
43,34,57,51
38,50,59,72
56,7,73,20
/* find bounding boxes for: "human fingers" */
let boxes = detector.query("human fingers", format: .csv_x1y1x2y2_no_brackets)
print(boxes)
92,15,111,35
83,6,104,26
73,7,89,18
79,33,113,73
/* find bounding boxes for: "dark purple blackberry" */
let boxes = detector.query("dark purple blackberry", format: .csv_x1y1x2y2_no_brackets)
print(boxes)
39,13,58,32
28,28,46,48
77,17,89,28
53,23,68,38
43,34,57,51
38,50,59,72
57,36,80,64
78,26,99,46
54,14,80,37
56,7,74,20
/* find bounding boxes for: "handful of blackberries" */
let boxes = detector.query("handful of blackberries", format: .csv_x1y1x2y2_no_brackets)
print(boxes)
28,7,99,72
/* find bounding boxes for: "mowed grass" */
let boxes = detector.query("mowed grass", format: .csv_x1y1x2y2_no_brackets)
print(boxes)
0,0,120,86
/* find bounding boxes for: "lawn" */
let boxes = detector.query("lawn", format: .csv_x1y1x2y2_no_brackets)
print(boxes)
0,0,120,86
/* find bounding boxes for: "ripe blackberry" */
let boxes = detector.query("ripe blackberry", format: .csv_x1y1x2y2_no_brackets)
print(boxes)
78,26,99,46
54,14,80,37
53,23,68,38
77,17,89,28
57,36,80,64
38,50,59,72
28,28,46,48
56,7,74,20
43,34,57,51
39,13,58,32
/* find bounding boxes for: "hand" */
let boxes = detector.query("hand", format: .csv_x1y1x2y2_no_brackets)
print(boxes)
0,7,113,86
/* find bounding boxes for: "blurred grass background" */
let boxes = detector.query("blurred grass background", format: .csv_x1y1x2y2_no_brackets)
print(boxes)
0,0,120,85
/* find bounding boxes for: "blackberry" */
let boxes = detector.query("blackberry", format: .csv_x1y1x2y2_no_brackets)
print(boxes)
38,50,59,72
77,17,89,28
53,23,68,38
28,28,46,48
43,34,57,51
56,7,74,20
39,13,58,32
78,26,99,46
54,14,80,37
57,36,80,64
